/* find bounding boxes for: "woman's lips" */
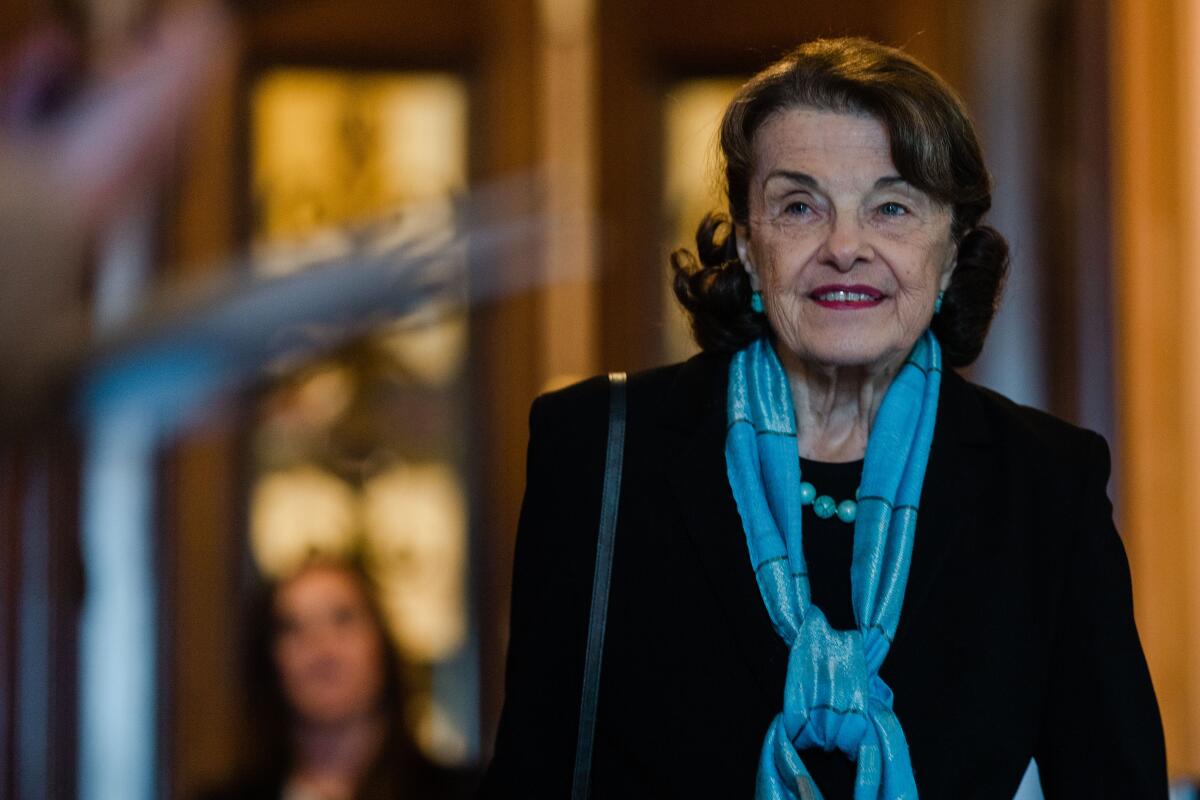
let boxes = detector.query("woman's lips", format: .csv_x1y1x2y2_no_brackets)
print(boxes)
808,284,885,309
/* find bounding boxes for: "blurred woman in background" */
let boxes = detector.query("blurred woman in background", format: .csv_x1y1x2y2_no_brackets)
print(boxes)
201,557,470,800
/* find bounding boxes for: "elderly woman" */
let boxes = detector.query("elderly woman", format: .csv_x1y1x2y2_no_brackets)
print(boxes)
483,38,1166,798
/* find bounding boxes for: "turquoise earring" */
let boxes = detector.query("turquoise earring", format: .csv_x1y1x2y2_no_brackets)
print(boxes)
751,291,765,313
934,290,945,314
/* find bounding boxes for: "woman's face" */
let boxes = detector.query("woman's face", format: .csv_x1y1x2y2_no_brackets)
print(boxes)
736,107,957,372
272,565,387,727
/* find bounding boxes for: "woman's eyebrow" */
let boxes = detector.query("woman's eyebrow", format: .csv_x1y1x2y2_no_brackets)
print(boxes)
763,172,914,192
763,169,820,190
874,175,911,190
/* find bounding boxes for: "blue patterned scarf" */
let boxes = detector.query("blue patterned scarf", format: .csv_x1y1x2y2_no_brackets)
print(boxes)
725,331,942,800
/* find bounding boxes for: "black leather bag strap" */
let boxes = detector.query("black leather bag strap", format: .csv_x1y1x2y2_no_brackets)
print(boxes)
571,372,627,800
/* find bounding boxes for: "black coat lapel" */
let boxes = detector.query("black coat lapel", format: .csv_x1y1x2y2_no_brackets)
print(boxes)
895,369,994,641
659,353,789,705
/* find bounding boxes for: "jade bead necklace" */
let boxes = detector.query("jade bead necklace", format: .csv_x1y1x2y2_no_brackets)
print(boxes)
799,480,860,524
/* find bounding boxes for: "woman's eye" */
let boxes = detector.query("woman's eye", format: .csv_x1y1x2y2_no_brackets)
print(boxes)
879,201,909,217
783,200,812,216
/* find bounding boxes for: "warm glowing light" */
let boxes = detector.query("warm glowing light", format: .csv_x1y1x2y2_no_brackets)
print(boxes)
361,463,468,662
662,79,743,362
380,310,469,387
251,69,467,253
250,466,359,577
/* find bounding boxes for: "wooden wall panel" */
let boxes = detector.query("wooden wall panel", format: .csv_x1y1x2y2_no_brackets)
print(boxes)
465,0,542,755
163,432,244,798
243,0,472,65
0,2,38,51
1111,0,1196,776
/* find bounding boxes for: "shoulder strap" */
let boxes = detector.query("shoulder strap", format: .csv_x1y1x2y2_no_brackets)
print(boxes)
571,372,627,800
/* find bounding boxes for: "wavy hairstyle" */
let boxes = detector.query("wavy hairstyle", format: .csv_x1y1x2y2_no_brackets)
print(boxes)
670,37,1008,367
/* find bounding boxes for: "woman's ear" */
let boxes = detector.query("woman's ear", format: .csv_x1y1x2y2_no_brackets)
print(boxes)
734,224,761,291
938,242,958,293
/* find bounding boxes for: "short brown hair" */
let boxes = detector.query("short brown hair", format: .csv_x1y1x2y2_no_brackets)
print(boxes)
671,37,1008,367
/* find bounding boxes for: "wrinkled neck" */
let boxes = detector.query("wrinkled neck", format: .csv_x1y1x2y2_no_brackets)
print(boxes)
778,344,903,462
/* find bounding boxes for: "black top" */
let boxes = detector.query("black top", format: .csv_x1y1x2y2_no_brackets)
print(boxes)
482,351,1167,799
799,456,862,633
798,457,862,796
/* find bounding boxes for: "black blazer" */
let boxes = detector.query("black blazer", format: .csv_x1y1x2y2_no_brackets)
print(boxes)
483,351,1167,798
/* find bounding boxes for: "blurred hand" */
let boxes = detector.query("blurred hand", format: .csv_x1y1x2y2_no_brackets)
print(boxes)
0,2,230,420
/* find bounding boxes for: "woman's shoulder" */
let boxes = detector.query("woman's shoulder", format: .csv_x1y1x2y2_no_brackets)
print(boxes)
530,350,731,431
945,370,1108,468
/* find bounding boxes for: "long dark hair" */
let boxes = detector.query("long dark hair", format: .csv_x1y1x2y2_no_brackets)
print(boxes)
671,37,1009,367
236,556,425,799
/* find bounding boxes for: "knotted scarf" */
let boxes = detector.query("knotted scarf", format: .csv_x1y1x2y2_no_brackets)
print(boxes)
725,331,942,799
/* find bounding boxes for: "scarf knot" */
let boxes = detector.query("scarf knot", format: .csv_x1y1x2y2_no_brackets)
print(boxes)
784,613,875,755
726,333,942,800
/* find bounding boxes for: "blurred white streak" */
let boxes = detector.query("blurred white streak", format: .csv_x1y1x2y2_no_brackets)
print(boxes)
78,411,156,800
79,192,159,800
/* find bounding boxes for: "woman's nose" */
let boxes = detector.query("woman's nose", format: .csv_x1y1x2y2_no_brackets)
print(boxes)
818,215,874,272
